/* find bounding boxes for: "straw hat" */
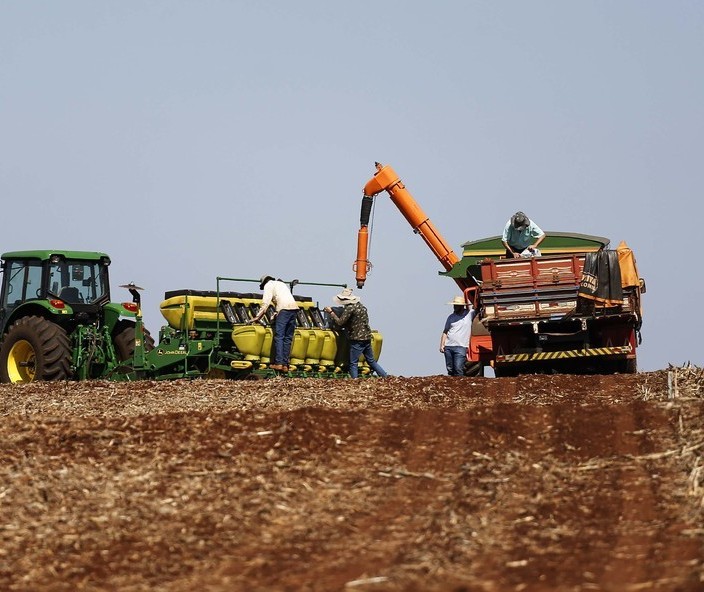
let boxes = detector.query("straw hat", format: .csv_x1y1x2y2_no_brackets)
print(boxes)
333,287,360,305
447,295,468,306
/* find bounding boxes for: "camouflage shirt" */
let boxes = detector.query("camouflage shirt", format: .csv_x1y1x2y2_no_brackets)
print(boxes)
332,301,371,341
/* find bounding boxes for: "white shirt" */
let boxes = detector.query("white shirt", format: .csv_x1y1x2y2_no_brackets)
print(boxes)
443,308,474,348
259,280,298,313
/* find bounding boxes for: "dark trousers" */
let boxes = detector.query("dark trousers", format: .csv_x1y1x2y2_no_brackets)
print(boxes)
349,339,387,378
444,346,467,376
273,309,297,365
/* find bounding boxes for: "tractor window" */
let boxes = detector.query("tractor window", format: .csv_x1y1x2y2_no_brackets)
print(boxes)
26,265,42,299
49,261,108,304
1,260,43,308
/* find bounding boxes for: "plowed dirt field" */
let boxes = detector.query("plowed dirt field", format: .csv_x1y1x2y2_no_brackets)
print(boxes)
1,368,703,592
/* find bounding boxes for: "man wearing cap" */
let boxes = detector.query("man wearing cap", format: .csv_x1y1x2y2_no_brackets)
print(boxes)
324,288,387,378
440,295,475,376
502,211,546,258
249,275,299,372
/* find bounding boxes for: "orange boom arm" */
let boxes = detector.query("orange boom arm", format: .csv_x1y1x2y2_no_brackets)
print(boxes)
354,162,466,290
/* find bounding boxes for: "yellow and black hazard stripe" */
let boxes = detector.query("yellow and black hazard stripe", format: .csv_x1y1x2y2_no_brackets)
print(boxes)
496,345,632,363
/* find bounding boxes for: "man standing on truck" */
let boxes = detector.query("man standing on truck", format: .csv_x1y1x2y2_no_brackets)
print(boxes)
440,295,475,376
324,288,387,379
249,275,299,372
502,211,546,258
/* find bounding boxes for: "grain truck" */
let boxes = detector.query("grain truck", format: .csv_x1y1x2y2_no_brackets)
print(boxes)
354,162,645,376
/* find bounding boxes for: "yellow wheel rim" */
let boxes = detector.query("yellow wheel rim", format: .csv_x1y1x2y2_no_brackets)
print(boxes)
7,339,36,383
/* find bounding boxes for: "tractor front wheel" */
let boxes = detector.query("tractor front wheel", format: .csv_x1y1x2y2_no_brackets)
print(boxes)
0,316,71,383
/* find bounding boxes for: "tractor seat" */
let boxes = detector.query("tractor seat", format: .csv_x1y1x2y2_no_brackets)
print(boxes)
59,286,82,303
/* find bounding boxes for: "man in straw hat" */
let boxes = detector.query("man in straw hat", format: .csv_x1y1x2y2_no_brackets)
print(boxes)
501,211,545,258
324,287,387,378
249,274,299,372
439,295,475,376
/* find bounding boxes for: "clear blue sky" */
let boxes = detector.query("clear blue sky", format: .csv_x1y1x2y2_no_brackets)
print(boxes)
1,1,702,375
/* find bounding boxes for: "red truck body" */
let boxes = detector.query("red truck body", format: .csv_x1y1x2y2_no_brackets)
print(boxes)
469,249,643,375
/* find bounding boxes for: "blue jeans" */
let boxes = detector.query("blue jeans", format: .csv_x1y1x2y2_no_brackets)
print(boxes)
444,346,467,376
349,339,387,378
274,309,297,365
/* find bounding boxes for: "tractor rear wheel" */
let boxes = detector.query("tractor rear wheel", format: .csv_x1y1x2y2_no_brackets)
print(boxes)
113,320,155,362
0,316,71,383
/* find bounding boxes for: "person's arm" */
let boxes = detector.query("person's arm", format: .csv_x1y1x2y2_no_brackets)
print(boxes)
501,221,510,243
503,240,521,258
502,240,520,257
324,305,352,327
440,316,453,352
249,304,269,323
502,222,521,258
324,307,338,325
501,222,510,252
532,232,546,250
250,284,274,323
529,222,545,251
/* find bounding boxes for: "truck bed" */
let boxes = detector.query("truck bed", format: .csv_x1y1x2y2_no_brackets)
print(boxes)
479,254,635,323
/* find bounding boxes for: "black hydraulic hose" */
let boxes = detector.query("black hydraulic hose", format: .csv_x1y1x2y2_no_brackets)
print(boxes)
360,195,374,226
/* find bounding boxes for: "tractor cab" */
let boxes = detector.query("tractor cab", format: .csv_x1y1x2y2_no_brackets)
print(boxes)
0,251,112,332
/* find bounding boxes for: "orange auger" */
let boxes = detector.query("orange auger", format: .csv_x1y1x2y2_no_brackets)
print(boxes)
355,162,467,290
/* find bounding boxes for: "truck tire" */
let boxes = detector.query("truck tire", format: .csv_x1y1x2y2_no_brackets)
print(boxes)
494,365,519,378
0,316,71,383
113,320,155,362
464,361,484,377
621,358,637,374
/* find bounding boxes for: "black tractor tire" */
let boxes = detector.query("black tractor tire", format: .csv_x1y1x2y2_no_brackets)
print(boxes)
0,315,72,383
113,320,155,362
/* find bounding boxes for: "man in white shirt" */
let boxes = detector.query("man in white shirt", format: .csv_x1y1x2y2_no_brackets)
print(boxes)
250,275,299,372
439,295,475,376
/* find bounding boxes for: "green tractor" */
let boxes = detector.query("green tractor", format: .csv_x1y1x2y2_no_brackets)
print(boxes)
0,251,386,384
0,250,153,383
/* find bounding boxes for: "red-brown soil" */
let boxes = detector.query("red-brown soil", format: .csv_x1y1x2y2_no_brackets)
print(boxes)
1,369,702,591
